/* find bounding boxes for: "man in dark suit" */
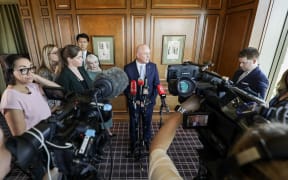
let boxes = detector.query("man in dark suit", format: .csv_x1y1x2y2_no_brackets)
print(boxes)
124,44,160,153
232,47,269,99
76,33,92,65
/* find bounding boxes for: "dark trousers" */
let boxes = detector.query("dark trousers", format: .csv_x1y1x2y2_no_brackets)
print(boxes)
128,103,154,147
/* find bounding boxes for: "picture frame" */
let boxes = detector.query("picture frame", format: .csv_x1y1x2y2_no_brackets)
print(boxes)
92,36,115,65
161,35,186,64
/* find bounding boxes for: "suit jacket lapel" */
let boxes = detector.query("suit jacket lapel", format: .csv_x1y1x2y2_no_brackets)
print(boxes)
146,62,150,78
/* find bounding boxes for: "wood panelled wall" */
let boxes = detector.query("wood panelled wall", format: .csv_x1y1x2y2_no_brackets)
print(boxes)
17,0,262,120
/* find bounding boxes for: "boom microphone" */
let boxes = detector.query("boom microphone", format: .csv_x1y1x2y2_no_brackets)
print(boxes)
94,67,129,99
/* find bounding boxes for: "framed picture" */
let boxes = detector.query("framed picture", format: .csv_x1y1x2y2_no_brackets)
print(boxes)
161,35,186,64
92,36,115,65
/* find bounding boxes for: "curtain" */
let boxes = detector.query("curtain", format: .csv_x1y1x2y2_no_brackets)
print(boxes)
0,4,28,54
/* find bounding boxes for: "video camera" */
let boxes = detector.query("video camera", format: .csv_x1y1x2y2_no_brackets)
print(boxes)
5,67,128,179
167,62,272,178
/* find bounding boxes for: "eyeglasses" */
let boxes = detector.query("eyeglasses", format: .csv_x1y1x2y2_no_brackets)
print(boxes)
49,52,58,55
15,66,36,75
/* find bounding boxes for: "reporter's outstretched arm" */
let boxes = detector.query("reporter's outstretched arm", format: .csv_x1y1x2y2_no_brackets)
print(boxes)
149,95,200,180
32,73,60,87
150,112,182,153
150,95,201,152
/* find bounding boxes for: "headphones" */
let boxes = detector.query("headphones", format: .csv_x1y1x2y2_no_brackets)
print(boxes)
219,133,288,178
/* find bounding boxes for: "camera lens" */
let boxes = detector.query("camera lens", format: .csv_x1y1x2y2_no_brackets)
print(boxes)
179,81,189,93
177,77,196,97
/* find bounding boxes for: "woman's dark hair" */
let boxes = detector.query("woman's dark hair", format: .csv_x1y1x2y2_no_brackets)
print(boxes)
59,45,81,67
4,54,29,85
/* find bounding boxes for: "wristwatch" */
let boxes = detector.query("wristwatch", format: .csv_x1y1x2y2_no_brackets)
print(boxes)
175,105,186,114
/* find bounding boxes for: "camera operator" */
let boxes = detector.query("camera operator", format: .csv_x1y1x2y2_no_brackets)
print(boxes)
148,94,288,180
0,55,60,136
232,47,269,99
223,122,288,179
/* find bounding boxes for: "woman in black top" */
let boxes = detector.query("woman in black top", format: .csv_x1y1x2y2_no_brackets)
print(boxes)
56,44,93,94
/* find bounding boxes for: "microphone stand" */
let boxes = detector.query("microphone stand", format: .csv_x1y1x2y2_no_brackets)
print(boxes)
159,94,170,128
133,78,149,171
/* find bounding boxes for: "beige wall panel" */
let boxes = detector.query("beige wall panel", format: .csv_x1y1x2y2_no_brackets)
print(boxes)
40,0,48,6
216,10,253,78
75,0,126,9
41,8,49,16
22,19,40,66
228,0,255,8
131,0,147,9
131,15,145,60
152,0,202,8
77,15,126,68
207,0,222,9
19,0,28,6
199,15,219,64
21,8,30,17
110,96,127,112
57,15,74,47
55,0,71,9
42,18,54,44
151,16,199,80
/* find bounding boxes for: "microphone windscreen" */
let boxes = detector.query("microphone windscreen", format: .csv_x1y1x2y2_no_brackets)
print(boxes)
157,84,166,95
94,67,129,99
130,80,137,96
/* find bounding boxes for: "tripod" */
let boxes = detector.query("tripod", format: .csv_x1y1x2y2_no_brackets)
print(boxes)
133,99,149,159
159,95,170,128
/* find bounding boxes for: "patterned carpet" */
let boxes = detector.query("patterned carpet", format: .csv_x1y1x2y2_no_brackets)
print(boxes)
3,121,203,180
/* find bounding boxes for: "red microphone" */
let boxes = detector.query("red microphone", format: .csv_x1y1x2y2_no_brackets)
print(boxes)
138,78,144,96
157,84,166,97
137,79,144,86
130,80,137,96
130,80,137,109
157,84,169,112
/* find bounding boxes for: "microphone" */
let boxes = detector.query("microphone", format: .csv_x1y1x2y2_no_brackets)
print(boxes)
130,80,137,109
93,67,129,99
138,78,144,97
130,80,137,97
157,84,166,98
142,77,149,106
143,77,149,96
157,84,169,112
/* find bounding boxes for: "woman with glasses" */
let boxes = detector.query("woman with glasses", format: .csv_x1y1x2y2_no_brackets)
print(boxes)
38,44,62,112
0,54,60,136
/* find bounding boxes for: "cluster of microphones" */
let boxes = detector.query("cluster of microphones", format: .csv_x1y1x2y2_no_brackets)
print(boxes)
129,77,169,111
